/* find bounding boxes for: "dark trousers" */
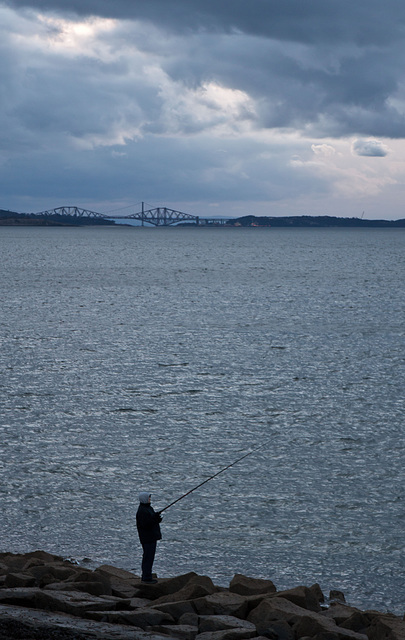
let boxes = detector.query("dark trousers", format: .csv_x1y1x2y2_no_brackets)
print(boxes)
141,541,157,580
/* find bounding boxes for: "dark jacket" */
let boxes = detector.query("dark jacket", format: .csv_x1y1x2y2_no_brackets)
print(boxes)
136,503,162,544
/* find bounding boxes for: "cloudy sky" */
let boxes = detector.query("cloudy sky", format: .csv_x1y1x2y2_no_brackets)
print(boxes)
2,1,405,219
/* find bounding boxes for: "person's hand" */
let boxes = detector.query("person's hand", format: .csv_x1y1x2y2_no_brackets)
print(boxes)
156,512,163,522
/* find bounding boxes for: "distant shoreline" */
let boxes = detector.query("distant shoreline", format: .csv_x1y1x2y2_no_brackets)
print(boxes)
1,209,405,228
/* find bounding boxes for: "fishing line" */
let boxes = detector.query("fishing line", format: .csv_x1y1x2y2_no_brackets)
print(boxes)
159,438,272,514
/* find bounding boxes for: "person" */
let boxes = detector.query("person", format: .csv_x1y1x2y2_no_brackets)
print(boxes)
136,492,162,583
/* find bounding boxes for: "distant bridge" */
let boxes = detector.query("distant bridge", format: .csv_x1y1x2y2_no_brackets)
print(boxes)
35,205,230,227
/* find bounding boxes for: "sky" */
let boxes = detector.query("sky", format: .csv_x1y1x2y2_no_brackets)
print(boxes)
2,1,405,219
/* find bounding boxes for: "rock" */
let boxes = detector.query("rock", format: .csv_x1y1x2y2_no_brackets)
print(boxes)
44,579,112,597
229,574,276,597
196,629,256,640
0,603,169,639
0,587,120,617
323,603,364,625
247,596,367,639
95,564,140,583
150,623,199,639
309,582,325,604
339,611,373,633
4,572,36,588
130,596,153,608
179,612,200,626
366,613,405,640
248,596,312,632
152,599,197,621
198,614,256,633
330,590,346,603
293,614,369,640
109,606,174,629
257,619,294,640
152,576,218,605
274,585,322,612
193,592,249,618
27,562,78,584
0,550,62,572
136,572,204,600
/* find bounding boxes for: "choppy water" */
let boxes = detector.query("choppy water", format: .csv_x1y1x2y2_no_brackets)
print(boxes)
0,225,404,614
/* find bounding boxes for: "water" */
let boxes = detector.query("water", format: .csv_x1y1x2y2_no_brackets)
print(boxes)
0,225,404,614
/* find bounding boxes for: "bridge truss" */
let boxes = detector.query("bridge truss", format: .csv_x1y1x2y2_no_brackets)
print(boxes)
34,205,229,226
124,206,199,226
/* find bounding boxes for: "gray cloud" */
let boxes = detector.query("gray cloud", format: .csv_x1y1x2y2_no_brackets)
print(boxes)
352,139,389,157
7,0,405,46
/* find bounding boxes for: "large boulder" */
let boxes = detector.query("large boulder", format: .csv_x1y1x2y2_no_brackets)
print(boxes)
26,562,78,585
193,592,249,618
273,585,322,612
229,575,276,597
85,606,174,629
135,572,206,599
4,573,36,588
293,614,368,640
195,629,256,640
247,596,367,639
149,623,199,639
152,575,217,605
366,613,405,640
151,599,197,621
95,565,140,583
44,579,112,597
257,619,294,640
0,551,63,573
198,614,256,633
0,603,170,640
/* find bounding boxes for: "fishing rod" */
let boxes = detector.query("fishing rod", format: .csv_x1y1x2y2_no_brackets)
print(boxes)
159,439,272,514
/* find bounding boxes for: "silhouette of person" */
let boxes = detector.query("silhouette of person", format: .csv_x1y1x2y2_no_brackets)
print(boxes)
136,492,162,583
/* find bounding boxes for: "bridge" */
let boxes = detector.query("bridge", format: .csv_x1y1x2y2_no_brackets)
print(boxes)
35,205,230,227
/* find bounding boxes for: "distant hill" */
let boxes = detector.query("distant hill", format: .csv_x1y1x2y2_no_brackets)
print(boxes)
228,215,405,227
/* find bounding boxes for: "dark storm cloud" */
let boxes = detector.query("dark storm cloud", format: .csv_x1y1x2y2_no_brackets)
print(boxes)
1,0,405,216
7,0,405,46
4,0,405,139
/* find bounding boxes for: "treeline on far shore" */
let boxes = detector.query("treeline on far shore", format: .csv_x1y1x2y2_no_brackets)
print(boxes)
1,208,405,227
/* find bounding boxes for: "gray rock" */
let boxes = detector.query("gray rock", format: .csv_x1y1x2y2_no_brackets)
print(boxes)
193,592,248,618
151,599,197,621
4,572,36,588
44,579,112,597
95,564,140,583
152,576,217,605
293,614,368,640
248,596,367,639
149,624,198,639
196,629,256,640
366,613,405,640
330,590,346,603
179,612,200,627
258,619,294,640
274,585,322,612
115,607,174,629
198,614,256,633
0,603,170,639
229,574,276,597
136,572,207,600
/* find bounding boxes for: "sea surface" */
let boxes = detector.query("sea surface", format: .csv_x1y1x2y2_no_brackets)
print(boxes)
0,225,404,614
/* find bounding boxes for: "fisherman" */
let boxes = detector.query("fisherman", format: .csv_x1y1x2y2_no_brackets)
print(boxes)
136,492,162,583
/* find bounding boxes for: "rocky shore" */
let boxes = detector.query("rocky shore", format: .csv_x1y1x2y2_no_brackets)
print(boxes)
0,551,403,640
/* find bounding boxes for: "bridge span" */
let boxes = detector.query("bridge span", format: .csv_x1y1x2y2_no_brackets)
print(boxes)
35,205,230,227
